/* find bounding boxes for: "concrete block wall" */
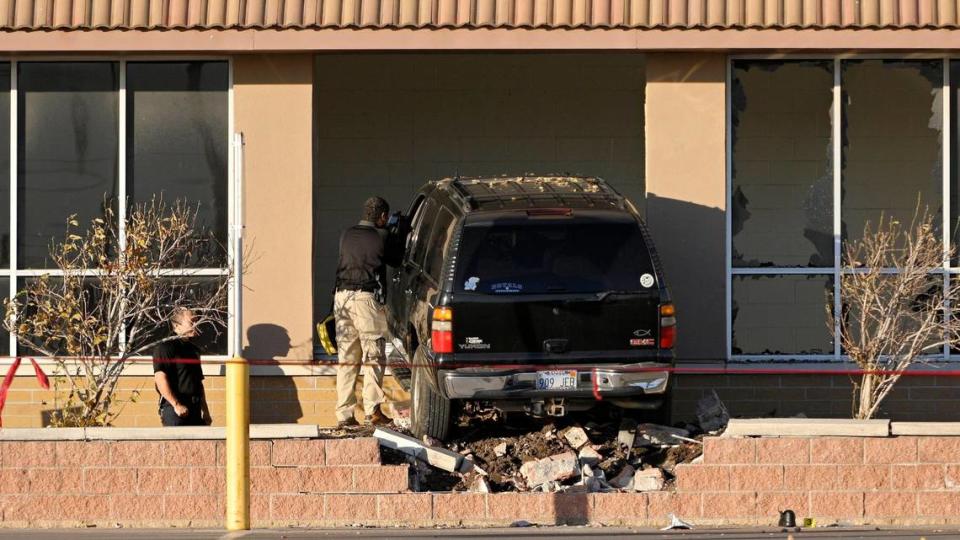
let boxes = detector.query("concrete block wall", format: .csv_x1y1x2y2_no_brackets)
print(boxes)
0,375,407,428
5,434,960,527
673,374,960,422
0,437,405,527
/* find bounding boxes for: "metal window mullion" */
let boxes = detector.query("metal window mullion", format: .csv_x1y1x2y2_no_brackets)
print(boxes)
227,59,239,359
8,60,16,359
118,60,128,355
833,58,843,360
725,57,733,361
944,58,952,360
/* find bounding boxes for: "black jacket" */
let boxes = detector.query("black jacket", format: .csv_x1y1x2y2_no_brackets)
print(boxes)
335,220,402,293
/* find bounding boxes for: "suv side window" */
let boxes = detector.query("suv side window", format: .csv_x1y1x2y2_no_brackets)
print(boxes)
408,199,438,268
423,207,457,281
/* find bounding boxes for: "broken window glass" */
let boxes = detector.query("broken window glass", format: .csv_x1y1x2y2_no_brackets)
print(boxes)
731,274,834,355
731,60,834,268
841,59,943,258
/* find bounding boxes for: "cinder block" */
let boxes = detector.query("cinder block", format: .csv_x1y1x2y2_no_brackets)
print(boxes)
704,437,757,464
433,493,487,523
675,464,730,491
325,438,379,466
591,492,647,522
378,493,432,522
353,465,409,493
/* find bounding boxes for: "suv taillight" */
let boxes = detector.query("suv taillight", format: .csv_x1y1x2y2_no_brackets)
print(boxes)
659,303,676,349
432,307,453,354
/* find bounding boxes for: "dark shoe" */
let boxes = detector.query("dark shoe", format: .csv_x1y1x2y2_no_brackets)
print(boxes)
336,417,360,429
365,405,391,426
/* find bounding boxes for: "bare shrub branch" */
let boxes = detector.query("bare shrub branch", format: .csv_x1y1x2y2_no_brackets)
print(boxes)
3,198,237,427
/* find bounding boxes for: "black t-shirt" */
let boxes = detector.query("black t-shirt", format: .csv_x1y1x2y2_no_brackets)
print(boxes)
153,339,204,401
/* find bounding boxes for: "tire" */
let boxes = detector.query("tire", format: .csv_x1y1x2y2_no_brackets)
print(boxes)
410,347,453,441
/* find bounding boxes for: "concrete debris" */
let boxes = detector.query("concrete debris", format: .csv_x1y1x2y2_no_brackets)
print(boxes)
661,513,694,530
494,442,510,457
578,446,601,466
636,424,691,447
609,464,636,489
695,390,730,433
631,467,666,492
374,427,463,473
519,451,579,488
469,475,491,493
562,426,591,449
617,418,637,455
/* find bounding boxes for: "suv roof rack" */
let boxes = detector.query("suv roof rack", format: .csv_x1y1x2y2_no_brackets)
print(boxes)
444,175,622,210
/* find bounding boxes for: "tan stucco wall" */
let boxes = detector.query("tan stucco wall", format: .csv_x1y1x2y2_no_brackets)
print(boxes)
644,53,727,362
235,54,314,360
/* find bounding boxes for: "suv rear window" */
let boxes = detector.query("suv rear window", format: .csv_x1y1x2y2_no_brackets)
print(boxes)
454,214,655,295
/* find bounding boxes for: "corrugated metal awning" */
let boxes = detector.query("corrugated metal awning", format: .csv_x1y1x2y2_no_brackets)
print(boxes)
1,0,959,31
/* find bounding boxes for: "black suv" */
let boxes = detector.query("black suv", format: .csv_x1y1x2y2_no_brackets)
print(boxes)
386,176,675,440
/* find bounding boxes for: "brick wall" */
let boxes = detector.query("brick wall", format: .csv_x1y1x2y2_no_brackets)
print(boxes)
1,375,408,428
673,374,960,423
4,434,960,527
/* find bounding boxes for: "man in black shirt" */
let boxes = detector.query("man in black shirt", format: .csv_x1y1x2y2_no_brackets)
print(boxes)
334,196,401,428
153,308,211,426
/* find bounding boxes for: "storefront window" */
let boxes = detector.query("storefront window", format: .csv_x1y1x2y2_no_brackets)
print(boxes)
732,60,833,268
18,62,119,269
0,60,231,357
842,60,942,253
127,61,229,266
730,57,951,361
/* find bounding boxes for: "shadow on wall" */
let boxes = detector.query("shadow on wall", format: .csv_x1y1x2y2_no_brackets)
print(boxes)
242,323,304,423
645,194,726,363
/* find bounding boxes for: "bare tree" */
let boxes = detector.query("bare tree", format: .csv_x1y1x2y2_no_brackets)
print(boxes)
831,208,960,420
4,198,234,427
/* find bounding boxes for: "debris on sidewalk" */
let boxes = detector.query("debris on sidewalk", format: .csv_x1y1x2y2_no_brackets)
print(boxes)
695,390,730,433
661,513,694,530
578,446,601,466
636,424,691,447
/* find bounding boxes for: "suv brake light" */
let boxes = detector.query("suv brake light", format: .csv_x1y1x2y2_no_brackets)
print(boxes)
659,303,676,349
432,307,453,354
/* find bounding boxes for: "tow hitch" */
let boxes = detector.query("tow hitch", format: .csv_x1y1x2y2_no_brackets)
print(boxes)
546,398,566,417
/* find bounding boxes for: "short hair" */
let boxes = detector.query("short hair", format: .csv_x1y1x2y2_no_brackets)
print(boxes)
363,197,389,222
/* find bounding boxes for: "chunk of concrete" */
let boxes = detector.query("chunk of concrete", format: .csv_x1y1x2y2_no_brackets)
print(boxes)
617,418,637,452
632,468,666,492
494,442,510,457
891,422,960,436
562,426,591,449
519,451,579,488
637,424,691,447
0,428,85,441
722,418,890,438
696,390,730,433
578,446,601,466
609,464,636,489
469,475,491,493
373,427,462,473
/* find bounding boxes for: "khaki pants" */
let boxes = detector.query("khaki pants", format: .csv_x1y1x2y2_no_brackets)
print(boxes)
334,290,387,421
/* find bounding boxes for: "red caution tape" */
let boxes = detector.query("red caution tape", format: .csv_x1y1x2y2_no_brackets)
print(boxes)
0,357,22,428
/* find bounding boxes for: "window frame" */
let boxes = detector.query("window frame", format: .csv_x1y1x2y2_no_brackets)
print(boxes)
0,55,236,364
726,54,953,362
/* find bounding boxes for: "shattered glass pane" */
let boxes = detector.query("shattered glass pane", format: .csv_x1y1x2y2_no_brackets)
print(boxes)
17,62,119,269
731,60,834,268
841,59,943,257
731,274,834,355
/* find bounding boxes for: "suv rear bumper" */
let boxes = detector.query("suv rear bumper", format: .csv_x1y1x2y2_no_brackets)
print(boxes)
438,363,670,400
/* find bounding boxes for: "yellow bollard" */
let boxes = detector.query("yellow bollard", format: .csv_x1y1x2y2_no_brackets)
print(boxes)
225,356,250,530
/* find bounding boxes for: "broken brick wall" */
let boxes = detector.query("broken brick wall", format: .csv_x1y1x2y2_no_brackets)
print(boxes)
3,434,960,527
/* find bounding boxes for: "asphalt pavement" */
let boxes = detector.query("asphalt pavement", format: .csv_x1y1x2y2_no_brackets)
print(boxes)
1,528,959,539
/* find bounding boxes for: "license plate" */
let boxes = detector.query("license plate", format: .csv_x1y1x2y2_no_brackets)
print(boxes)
536,370,578,390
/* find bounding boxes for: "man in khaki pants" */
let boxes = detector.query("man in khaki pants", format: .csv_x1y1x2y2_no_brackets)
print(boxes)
334,197,398,427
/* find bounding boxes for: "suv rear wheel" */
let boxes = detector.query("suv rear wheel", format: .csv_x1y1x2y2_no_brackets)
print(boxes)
410,347,454,441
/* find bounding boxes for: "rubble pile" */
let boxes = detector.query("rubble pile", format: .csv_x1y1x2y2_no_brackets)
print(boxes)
376,395,728,494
